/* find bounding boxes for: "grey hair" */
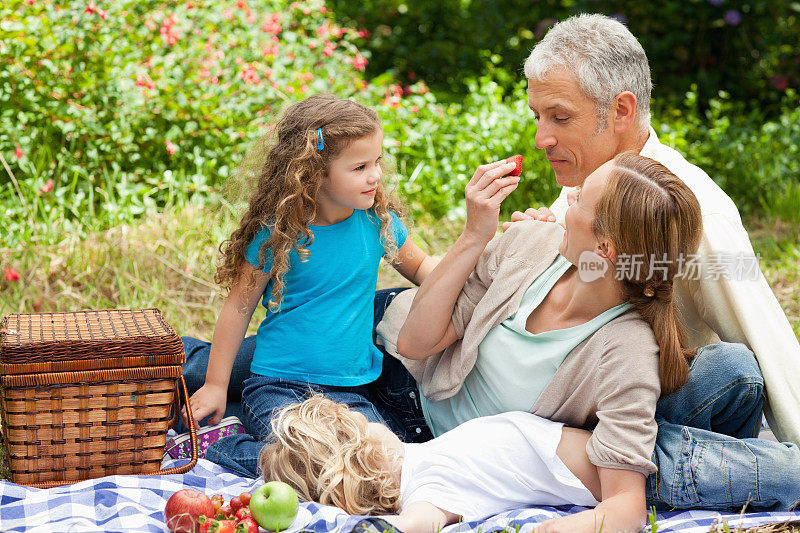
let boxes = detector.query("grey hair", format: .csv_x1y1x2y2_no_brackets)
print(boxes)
524,14,652,130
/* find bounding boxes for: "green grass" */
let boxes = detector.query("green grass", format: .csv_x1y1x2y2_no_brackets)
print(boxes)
1,206,798,341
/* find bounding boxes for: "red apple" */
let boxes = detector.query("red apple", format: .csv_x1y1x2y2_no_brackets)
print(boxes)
165,489,215,533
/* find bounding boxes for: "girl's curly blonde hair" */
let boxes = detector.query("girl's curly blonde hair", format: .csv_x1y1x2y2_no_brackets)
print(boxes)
258,395,402,515
216,93,406,310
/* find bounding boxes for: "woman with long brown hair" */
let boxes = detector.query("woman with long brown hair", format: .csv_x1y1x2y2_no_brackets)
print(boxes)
377,152,704,532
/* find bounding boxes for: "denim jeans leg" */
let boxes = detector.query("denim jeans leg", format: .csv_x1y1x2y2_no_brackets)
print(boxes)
647,421,800,511
206,375,389,478
205,375,309,478
373,287,412,344
369,287,432,443
368,346,433,443
204,433,266,478
655,342,765,438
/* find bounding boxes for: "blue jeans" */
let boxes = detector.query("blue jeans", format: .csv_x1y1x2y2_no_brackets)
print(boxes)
205,375,386,477
180,288,431,477
648,342,800,511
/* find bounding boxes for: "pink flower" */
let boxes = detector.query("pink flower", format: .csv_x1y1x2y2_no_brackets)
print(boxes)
308,42,317,50
41,179,54,193
319,6,327,13
4,267,20,282
262,18,281,34
14,146,23,159
99,9,107,20
262,45,278,57
329,25,343,38
85,2,95,14
166,141,177,155
135,73,156,90
410,105,419,113
302,7,310,15
353,52,367,71
316,20,329,37
323,41,336,57
770,75,789,91
222,8,234,20
239,63,261,85
357,29,370,38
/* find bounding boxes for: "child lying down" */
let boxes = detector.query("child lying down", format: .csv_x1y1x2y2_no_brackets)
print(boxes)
258,396,602,533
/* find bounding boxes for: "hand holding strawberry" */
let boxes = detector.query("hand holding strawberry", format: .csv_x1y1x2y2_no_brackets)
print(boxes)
506,154,523,176
463,159,522,244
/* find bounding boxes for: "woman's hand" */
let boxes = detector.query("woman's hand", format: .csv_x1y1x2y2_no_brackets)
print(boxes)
536,467,647,533
463,160,520,244
183,383,228,429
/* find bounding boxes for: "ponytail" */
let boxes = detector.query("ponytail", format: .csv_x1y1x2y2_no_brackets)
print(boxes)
593,152,703,395
622,280,692,394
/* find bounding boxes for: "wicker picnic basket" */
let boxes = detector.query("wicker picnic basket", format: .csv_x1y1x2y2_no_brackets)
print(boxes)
0,308,198,487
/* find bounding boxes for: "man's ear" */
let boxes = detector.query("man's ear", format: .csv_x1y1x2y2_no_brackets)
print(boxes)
612,91,637,134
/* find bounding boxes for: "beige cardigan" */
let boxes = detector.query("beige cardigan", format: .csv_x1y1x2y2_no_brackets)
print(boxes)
377,221,661,475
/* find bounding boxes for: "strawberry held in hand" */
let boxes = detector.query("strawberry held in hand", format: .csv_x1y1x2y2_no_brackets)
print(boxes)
506,155,523,176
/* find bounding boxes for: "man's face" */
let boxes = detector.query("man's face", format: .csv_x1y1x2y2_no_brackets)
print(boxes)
527,68,619,187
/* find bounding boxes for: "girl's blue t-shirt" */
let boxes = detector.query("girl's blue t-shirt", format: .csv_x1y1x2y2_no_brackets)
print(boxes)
244,209,407,386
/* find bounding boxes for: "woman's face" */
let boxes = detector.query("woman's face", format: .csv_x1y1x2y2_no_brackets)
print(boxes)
558,160,614,266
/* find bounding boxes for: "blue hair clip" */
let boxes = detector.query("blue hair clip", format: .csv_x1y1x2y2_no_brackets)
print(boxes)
316,127,325,150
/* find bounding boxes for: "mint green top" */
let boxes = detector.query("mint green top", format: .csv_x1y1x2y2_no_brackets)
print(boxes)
421,254,632,437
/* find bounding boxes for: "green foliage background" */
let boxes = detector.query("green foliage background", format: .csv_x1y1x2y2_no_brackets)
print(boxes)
1,0,799,253
330,0,800,110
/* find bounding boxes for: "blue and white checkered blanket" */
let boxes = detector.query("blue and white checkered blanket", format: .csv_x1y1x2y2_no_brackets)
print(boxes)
1,459,798,532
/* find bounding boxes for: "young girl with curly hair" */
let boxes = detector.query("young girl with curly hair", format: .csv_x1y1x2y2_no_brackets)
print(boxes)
260,396,600,533
176,93,437,476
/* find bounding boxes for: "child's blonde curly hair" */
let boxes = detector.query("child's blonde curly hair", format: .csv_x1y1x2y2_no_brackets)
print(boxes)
258,396,402,515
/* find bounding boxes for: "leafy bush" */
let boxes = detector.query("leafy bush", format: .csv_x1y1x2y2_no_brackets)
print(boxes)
329,0,799,109
376,75,560,219
0,0,373,246
2,0,798,255
655,88,800,222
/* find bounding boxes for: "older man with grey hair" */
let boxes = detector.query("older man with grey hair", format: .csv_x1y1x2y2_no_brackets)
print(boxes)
507,12,800,515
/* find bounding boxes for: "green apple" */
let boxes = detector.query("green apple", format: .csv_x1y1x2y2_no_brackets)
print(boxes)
249,481,299,532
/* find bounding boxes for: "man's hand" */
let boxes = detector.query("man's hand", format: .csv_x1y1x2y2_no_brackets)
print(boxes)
501,207,556,231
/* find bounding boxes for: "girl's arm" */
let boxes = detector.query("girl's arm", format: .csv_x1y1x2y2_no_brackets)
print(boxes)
383,501,460,533
536,467,647,533
396,160,519,360
390,239,437,286
182,263,269,429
